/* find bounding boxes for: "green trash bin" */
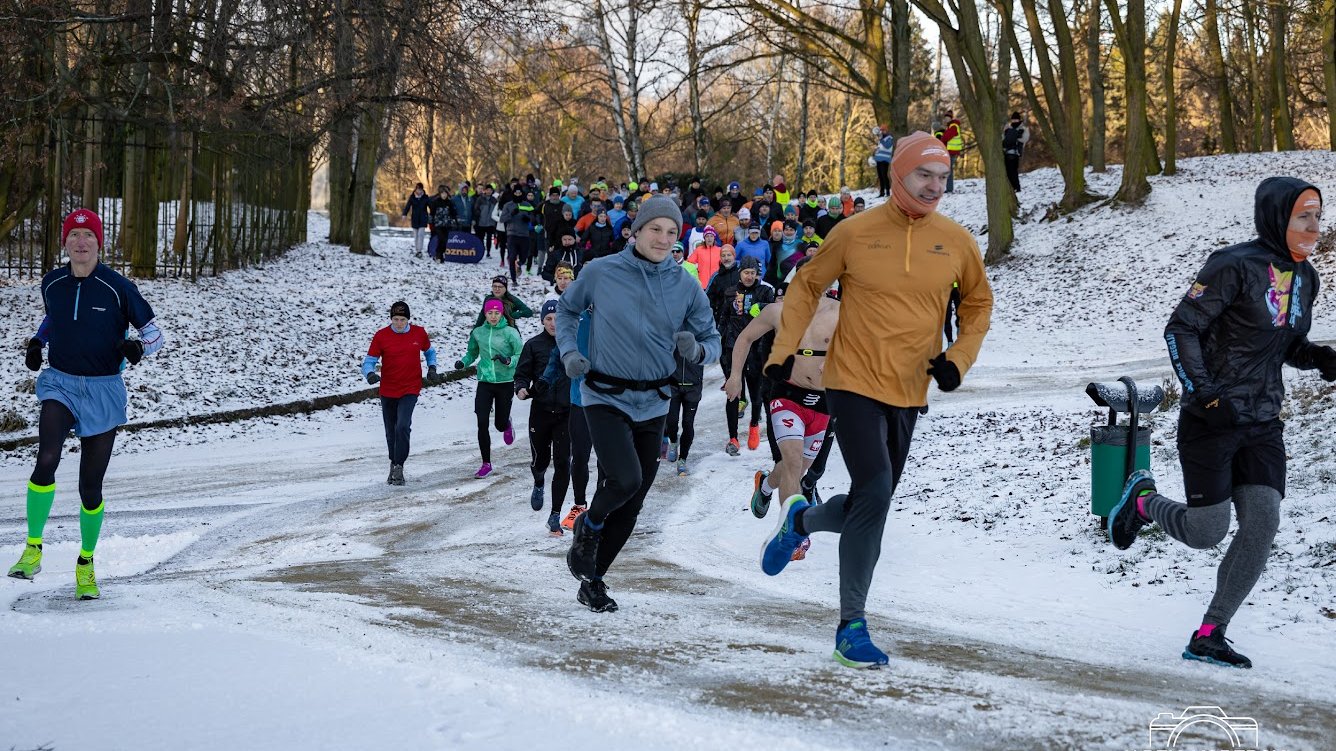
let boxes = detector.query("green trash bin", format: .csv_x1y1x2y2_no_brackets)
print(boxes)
1090,425,1151,518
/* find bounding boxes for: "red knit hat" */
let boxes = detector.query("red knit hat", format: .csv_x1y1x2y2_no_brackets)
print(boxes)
62,209,104,248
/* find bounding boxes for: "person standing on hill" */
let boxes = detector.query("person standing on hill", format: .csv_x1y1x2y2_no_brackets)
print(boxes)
8,209,166,600
940,110,964,193
402,183,431,258
457,299,524,479
1107,177,1332,670
557,196,720,613
758,133,993,669
362,301,439,487
1002,112,1030,193
873,125,894,198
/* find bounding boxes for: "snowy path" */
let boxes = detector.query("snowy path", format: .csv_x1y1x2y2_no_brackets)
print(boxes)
2,360,1331,749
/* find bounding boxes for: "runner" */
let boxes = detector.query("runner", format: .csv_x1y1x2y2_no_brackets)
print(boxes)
361,301,439,486
515,300,571,534
717,256,775,454
475,275,533,329
8,209,166,600
557,195,720,612
758,132,994,668
1107,177,1332,669
456,298,524,479
542,305,594,532
663,318,705,476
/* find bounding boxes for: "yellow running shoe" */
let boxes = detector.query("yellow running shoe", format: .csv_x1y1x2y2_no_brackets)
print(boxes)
75,559,100,600
7,544,42,580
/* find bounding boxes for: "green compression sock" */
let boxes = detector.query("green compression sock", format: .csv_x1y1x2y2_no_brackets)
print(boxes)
26,481,56,546
79,501,105,559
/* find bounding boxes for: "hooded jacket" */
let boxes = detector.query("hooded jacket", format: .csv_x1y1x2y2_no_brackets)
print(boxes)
473,193,499,228
556,246,722,421
1165,176,1325,425
705,260,741,329
462,318,524,384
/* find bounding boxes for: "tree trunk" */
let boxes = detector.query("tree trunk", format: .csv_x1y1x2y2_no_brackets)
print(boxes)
349,104,385,254
424,105,435,185
682,0,706,175
1269,1,1294,151
766,53,787,178
1104,0,1151,203
1086,0,1106,171
861,0,896,130
795,59,811,188
1325,0,1336,151
1163,0,1182,175
1242,0,1265,151
890,0,911,133
1013,0,1090,207
839,92,853,185
1203,0,1237,153
913,0,1015,261
592,0,639,179
327,0,356,245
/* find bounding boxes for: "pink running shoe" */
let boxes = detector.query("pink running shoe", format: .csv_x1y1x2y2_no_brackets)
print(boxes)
475,462,493,479
503,421,515,445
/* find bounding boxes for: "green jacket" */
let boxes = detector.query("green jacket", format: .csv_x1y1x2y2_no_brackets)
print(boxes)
462,319,524,383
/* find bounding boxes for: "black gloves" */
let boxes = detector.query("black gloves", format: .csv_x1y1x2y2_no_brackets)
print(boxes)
927,353,960,392
1194,393,1237,429
492,354,512,366
764,355,794,383
366,372,381,385
426,366,439,385
674,332,703,364
119,339,145,366
1317,346,1336,382
24,338,42,372
454,359,466,370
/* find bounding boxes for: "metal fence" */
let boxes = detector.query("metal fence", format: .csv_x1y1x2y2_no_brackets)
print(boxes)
0,117,311,280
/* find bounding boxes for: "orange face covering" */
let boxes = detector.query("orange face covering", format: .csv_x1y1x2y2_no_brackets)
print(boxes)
1288,189,1322,263
890,131,952,219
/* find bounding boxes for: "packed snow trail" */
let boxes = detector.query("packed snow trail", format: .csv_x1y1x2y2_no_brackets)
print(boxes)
3,362,1331,749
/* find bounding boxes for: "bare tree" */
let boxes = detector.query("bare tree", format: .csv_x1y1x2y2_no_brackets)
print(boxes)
1163,0,1183,174
1270,0,1296,150
1203,0,1238,152
1086,0,1107,171
1325,0,1336,150
1104,0,1152,203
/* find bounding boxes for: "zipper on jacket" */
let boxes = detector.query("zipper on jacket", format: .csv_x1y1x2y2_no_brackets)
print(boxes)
904,220,914,273
73,281,82,321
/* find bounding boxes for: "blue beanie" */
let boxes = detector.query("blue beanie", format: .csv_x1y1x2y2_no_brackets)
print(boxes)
540,299,559,319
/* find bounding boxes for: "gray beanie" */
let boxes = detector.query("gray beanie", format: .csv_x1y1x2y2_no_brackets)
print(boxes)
628,195,683,237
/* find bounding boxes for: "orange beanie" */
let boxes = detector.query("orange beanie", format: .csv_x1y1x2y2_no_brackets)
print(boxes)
891,131,951,218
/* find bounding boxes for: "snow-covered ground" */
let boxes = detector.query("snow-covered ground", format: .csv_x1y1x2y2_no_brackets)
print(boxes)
2,153,1335,750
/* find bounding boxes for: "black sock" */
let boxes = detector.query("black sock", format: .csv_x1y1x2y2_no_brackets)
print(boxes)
77,555,92,565
838,619,850,631
794,507,808,537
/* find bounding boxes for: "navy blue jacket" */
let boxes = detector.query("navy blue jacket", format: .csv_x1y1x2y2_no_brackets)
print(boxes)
402,192,431,229
39,263,156,376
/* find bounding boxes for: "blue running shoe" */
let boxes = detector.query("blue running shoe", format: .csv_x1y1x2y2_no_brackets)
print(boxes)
760,495,810,576
1107,469,1155,550
834,619,889,669
530,485,544,511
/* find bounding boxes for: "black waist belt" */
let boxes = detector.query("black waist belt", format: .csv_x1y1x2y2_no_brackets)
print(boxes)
769,378,828,414
586,370,674,399
796,348,827,357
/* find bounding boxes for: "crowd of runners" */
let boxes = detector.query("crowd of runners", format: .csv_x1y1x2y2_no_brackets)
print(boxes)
8,127,1330,673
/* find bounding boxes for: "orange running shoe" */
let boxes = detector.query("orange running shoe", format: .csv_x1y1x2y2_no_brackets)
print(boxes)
791,537,812,561
747,424,760,450
726,438,741,456
561,505,586,531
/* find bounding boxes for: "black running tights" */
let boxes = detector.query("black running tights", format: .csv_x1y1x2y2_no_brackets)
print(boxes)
31,400,115,510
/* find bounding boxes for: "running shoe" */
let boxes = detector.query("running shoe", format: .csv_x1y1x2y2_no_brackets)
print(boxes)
530,485,544,511
833,619,889,669
567,513,601,582
676,458,688,476
750,470,772,519
561,505,586,531
760,495,811,576
791,537,812,561
747,424,760,451
75,559,100,600
664,439,677,462
503,421,515,446
546,511,563,537
7,543,42,580
1108,469,1155,550
475,462,493,479
1183,625,1252,669
577,579,618,612
659,436,670,462
388,464,405,486
726,438,740,457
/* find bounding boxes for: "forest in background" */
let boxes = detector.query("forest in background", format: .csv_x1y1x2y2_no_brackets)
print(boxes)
2,0,1333,268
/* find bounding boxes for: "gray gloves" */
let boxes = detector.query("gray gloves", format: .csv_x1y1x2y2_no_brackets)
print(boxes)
562,350,591,378
674,331,703,364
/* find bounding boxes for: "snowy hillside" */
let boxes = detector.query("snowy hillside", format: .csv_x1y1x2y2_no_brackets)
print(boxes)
2,153,1335,750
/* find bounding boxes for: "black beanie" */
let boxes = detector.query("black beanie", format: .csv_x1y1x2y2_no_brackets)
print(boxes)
390,300,410,318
